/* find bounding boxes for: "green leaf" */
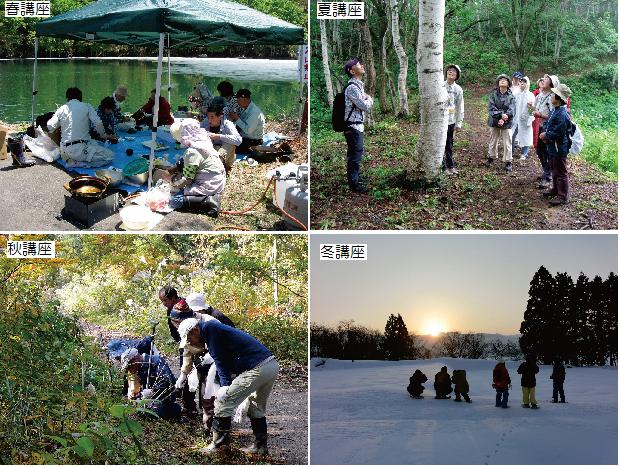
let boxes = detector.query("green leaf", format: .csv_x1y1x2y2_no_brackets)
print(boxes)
125,418,143,436
109,404,126,419
135,406,160,418
75,436,94,458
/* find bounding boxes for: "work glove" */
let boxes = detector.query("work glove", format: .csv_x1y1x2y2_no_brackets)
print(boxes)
175,373,188,389
141,388,154,399
215,386,229,401
201,353,214,366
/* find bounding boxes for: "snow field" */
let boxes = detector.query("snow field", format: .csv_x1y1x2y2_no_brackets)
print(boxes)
310,358,617,464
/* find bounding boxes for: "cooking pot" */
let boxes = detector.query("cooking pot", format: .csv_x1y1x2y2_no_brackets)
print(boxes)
63,175,110,198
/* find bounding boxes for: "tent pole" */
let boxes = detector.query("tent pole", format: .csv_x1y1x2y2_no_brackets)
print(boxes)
167,33,171,105
148,33,165,190
31,37,39,127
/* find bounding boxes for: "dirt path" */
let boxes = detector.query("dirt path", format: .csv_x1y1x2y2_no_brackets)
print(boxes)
80,319,308,465
310,89,617,230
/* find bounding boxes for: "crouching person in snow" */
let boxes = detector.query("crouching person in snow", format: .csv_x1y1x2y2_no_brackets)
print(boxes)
517,354,539,408
407,369,428,398
177,317,279,455
550,359,566,403
434,366,453,399
492,360,511,408
451,369,471,403
171,298,235,436
120,347,181,420
167,119,226,217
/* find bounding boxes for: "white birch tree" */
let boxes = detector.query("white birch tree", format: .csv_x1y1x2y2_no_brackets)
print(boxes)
319,19,335,108
388,0,409,116
408,0,448,180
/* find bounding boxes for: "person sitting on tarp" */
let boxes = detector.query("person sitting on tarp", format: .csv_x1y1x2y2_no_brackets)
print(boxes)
200,97,242,174
132,89,174,127
47,87,114,168
120,347,181,421
188,81,214,119
111,85,130,122
166,119,226,217
228,89,265,153
90,97,119,143
216,81,242,122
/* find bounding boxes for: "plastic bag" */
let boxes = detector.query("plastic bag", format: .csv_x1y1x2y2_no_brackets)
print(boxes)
569,123,584,155
22,127,60,162
144,179,172,212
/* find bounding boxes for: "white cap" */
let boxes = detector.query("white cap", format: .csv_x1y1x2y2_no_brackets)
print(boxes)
178,317,200,348
186,292,207,311
120,348,139,370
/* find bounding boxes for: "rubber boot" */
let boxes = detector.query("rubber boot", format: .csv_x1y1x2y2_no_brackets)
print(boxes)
7,138,35,168
205,416,231,454
241,417,268,456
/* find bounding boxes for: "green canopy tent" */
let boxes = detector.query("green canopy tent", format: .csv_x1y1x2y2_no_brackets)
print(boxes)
34,0,305,187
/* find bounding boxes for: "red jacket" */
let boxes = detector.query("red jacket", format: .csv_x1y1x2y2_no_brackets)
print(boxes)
493,363,511,390
140,96,174,125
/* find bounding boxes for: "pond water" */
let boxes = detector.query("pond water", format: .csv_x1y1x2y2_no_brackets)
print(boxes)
0,57,302,123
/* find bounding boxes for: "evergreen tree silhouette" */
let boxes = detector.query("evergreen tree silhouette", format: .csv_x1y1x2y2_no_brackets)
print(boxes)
384,313,411,360
519,266,555,358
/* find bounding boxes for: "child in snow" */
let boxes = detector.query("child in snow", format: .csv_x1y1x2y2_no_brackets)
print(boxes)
486,74,515,172
451,369,471,403
407,369,428,398
517,354,540,408
434,366,453,399
550,359,566,403
443,64,464,175
492,360,511,408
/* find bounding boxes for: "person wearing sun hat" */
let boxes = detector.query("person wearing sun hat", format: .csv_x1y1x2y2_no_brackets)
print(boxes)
443,64,464,175
177,317,279,456
539,83,573,206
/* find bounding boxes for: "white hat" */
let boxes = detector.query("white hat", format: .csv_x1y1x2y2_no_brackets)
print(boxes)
186,292,207,311
551,83,572,103
115,85,128,97
120,348,139,370
170,120,183,142
178,317,200,348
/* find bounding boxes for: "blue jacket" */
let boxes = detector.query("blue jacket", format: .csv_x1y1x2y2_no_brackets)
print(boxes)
137,354,176,402
544,105,571,157
198,320,273,386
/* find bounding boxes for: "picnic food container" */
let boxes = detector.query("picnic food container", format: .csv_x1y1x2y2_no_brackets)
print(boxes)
122,158,150,185
119,204,152,230
95,169,123,187
63,175,110,198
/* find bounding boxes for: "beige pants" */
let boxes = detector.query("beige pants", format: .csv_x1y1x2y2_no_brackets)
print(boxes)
489,127,512,162
214,359,279,418
218,146,236,173
522,386,537,405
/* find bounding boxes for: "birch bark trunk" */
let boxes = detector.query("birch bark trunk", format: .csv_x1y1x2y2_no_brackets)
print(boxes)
388,0,409,116
319,19,335,108
408,0,448,180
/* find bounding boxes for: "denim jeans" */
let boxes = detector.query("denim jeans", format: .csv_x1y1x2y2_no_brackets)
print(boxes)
553,381,565,402
344,128,364,187
444,123,456,169
495,389,509,407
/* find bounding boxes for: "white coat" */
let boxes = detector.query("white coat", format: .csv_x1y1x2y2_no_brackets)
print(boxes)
514,77,535,147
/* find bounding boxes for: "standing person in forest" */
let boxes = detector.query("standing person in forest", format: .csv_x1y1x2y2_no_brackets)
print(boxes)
550,359,567,403
486,74,515,171
517,354,540,409
443,64,464,175
158,286,197,414
343,58,374,194
533,74,559,189
539,83,573,205
510,71,525,157
513,76,535,160
492,360,511,408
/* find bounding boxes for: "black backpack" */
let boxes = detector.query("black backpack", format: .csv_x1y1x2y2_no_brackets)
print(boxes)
332,83,362,132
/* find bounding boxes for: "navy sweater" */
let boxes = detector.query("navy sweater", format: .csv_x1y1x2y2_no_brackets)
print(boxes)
198,320,273,386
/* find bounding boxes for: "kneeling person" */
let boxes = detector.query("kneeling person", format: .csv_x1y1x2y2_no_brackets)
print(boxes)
407,369,428,398
120,347,181,420
178,318,279,455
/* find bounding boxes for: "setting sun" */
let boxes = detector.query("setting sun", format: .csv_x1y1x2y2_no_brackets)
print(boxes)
424,322,445,337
